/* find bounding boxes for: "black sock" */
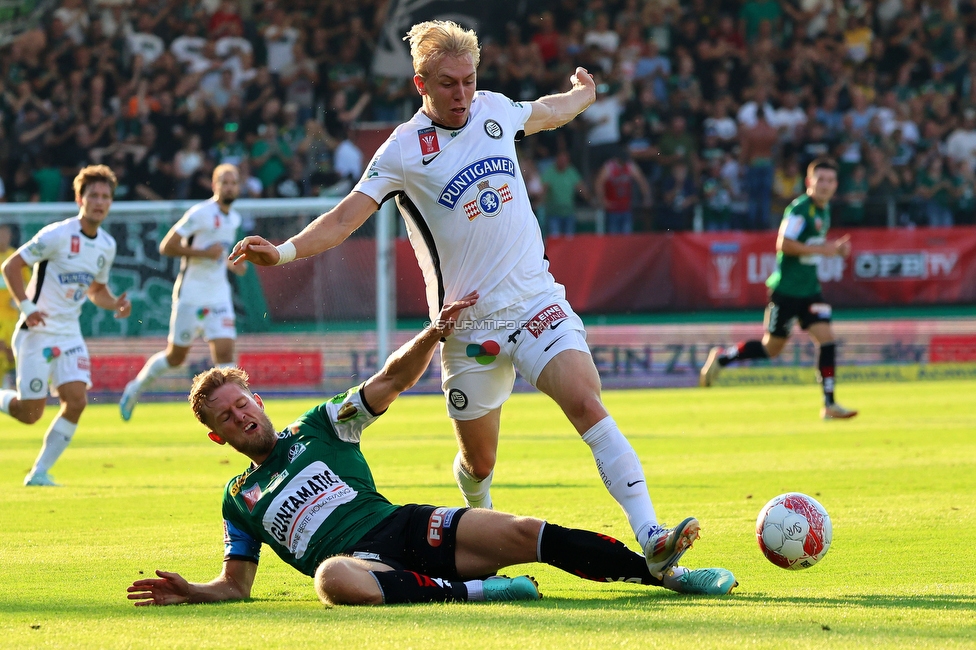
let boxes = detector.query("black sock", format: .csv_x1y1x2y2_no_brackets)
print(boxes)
818,342,836,405
719,340,768,366
370,570,469,604
539,523,662,586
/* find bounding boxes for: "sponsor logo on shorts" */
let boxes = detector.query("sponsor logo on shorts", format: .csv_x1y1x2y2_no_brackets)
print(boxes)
465,340,499,365
287,443,306,463
43,347,61,362
222,318,235,328
180,332,191,341
63,345,84,356
242,484,263,512
484,119,503,139
30,378,44,392
196,308,210,320
809,303,832,319
426,507,458,548
77,356,90,371
526,304,568,339
448,388,468,410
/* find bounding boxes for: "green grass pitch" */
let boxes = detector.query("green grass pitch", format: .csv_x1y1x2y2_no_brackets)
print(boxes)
1,380,974,649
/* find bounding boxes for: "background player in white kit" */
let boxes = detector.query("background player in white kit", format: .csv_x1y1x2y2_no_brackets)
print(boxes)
120,164,246,421
231,21,699,579
0,165,131,486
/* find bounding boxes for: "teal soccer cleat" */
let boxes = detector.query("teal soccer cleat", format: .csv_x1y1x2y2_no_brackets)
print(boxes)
665,567,738,595
482,575,542,602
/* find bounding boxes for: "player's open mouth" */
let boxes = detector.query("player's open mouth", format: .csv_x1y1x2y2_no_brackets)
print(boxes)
244,422,257,433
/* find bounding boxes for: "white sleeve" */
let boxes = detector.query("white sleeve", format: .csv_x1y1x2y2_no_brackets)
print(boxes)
321,384,381,444
352,135,405,205
780,215,806,241
486,91,533,133
173,207,202,238
17,224,64,266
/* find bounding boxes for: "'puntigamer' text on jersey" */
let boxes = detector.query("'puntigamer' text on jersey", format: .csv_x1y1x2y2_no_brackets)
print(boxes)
171,199,242,305
766,194,830,297
16,216,116,336
221,386,398,576
353,91,558,321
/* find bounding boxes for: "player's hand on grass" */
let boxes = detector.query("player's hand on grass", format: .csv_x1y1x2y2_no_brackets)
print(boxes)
127,570,191,606
431,291,479,337
230,235,279,266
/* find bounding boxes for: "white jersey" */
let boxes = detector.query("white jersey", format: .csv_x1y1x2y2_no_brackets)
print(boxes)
16,216,116,337
353,91,558,321
171,199,242,306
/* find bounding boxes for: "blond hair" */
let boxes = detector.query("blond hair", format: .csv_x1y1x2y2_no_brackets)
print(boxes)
73,164,118,199
212,163,239,183
189,366,251,428
403,20,480,79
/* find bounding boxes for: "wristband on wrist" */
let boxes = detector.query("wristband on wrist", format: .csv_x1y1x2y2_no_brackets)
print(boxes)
19,299,39,317
275,241,297,266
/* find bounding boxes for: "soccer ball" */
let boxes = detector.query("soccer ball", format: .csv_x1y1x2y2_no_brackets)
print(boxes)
756,492,832,570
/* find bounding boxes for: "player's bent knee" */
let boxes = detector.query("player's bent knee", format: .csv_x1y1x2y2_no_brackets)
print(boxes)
314,557,382,606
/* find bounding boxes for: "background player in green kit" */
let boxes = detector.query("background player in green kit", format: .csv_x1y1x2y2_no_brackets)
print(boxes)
127,292,737,608
699,157,858,420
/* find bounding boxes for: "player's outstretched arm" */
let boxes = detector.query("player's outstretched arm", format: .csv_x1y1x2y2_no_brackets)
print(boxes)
523,67,596,136
363,291,478,414
230,191,379,267
127,560,257,606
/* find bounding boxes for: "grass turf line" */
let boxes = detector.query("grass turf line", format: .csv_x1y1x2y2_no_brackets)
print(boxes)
0,381,974,649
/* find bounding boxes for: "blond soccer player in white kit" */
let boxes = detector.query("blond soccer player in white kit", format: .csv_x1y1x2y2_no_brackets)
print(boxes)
119,164,247,421
0,165,131,486
231,21,729,588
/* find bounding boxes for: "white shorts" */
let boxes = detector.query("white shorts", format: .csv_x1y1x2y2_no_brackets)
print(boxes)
168,299,237,347
12,328,91,399
441,290,589,420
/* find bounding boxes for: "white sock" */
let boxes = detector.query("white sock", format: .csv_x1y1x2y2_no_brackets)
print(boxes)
581,415,658,546
0,389,15,414
131,351,174,393
453,451,493,509
31,417,78,476
464,580,485,601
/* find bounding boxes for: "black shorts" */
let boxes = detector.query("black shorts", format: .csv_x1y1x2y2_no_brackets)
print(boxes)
344,504,468,580
764,291,832,338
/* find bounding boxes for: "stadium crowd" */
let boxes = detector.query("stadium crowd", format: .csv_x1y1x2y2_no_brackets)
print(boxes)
2,0,976,233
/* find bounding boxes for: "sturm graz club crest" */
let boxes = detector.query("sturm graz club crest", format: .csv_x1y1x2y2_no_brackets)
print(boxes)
484,119,502,139
448,388,467,410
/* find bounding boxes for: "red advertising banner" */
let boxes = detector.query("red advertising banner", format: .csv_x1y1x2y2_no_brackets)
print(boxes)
256,227,976,319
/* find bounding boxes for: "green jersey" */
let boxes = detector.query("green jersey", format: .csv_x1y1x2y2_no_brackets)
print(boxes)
221,385,399,576
766,194,829,297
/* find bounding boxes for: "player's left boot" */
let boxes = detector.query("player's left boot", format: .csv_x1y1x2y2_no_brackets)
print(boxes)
664,566,738,595
643,517,700,579
119,379,141,421
24,471,60,487
482,575,542,602
821,402,858,419
699,347,723,387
